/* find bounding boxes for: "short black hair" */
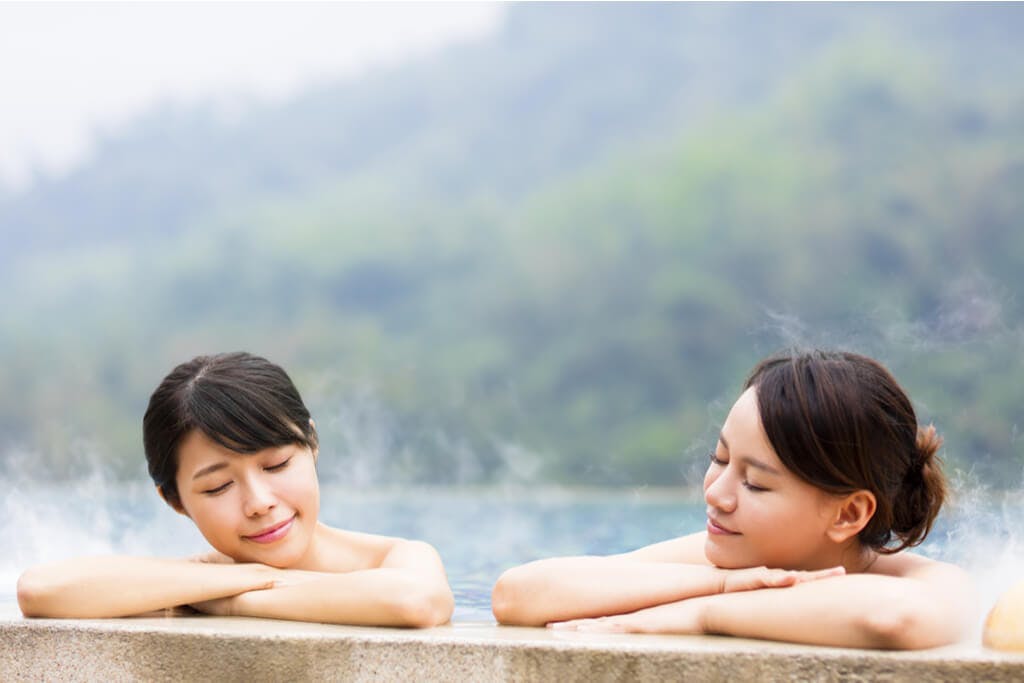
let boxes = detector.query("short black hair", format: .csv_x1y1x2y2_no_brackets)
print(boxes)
143,352,318,509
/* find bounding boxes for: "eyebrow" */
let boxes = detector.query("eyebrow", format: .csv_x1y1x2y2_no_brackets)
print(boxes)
192,462,229,481
718,432,783,475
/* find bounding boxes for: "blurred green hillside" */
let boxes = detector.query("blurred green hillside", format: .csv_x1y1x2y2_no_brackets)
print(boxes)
1,3,1022,487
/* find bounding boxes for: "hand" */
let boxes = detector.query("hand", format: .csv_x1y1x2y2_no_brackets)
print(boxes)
548,598,706,635
719,565,845,593
189,551,236,564
188,568,330,616
268,569,329,588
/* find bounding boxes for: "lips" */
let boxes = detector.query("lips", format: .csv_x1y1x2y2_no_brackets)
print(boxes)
244,516,295,544
706,514,740,535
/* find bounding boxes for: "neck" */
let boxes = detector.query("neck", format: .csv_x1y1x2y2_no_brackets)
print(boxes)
840,542,878,574
290,521,327,570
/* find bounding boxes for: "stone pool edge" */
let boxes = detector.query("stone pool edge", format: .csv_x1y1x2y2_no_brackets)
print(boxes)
3,604,1024,682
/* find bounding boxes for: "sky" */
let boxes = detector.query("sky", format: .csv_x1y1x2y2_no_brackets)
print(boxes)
0,2,504,193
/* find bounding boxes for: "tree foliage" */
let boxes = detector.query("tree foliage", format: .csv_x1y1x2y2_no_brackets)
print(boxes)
1,4,1022,486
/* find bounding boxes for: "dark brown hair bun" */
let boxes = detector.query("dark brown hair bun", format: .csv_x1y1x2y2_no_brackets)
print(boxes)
746,349,947,553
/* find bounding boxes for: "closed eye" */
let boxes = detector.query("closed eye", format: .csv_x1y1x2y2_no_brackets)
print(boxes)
202,481,232,495
265,457,292,472
743,481,768,492
708,451,727,466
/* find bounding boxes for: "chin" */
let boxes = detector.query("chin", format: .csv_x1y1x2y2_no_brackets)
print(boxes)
704,538,749,569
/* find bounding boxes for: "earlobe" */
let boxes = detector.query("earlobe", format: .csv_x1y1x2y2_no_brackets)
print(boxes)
826,490,876,544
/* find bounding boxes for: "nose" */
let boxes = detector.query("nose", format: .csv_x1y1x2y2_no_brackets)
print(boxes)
703,465,737,513
242,475,276,518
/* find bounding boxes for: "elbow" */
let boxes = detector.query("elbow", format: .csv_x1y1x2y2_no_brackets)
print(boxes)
16,569,53,618
858,571,974,650
861,607,919,649
393,583,454,629
861,605,957,650
491,568,537,626
490,571,517,624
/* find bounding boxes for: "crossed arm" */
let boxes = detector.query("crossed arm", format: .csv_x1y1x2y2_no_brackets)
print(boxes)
492,535,975,649
17,540,454,628
191,540,453,627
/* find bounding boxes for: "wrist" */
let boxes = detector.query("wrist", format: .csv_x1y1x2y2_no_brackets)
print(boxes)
247,563,280,589
712,567,728,595
695,595,716,635
227,591,250,617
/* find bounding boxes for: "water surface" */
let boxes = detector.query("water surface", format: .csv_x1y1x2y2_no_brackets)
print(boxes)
4,483,1021,623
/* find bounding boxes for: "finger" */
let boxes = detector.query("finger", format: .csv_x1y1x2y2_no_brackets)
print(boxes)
769,573,798,586
810,566,845,578
794,566,845,583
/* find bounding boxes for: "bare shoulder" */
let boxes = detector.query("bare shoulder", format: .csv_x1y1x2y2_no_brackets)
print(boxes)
314,524,406,571
616,532,711,564
871,552,972,588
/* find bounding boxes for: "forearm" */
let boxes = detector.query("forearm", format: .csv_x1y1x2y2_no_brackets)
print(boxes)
700,574,966,649
17,556,275,618
492,557,723,626
229,567,454,628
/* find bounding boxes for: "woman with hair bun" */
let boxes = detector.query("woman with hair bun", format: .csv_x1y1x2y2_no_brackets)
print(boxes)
17,352,454,627
492,349,974,649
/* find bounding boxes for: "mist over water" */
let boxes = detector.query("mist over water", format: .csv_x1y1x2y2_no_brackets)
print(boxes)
753,282,1024,637
3,459,1023,630
0,468,698,622
935,471,1024,636
759,274,1019,357
307,381,545,489
0,464,207,600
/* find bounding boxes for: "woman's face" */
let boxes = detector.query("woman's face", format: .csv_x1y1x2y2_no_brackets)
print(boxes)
173,429,320,568
703,387,841,570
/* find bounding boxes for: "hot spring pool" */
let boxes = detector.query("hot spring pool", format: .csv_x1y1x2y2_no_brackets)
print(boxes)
5,482,1022,624
5,484,1024,681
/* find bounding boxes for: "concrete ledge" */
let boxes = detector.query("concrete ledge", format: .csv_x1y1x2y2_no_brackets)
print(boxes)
3,604,1024,682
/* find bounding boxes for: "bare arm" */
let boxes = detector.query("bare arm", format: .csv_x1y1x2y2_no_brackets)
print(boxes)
491,533,838,626
206,540,454,628
16,556,276,618
493,556,727,626
701,560,975,649
551,559,975,649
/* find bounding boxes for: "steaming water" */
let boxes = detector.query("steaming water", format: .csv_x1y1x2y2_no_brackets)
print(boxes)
3,482,1023,627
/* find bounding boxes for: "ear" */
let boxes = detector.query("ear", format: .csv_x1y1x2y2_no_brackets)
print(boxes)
156,486,190,518
826,490,876,544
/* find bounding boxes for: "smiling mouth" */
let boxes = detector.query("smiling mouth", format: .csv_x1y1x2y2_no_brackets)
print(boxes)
706,517,740,535
244,516,295,544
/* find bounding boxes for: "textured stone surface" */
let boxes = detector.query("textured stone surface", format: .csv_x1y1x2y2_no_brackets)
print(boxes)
3,604,1024,682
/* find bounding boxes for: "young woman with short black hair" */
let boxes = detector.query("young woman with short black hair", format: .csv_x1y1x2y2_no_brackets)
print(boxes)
18,352,454,627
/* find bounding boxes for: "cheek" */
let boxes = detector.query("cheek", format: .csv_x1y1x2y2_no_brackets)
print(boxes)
747,497,817,547
187,498,244,552
190,494,238,527
283,462,320,505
